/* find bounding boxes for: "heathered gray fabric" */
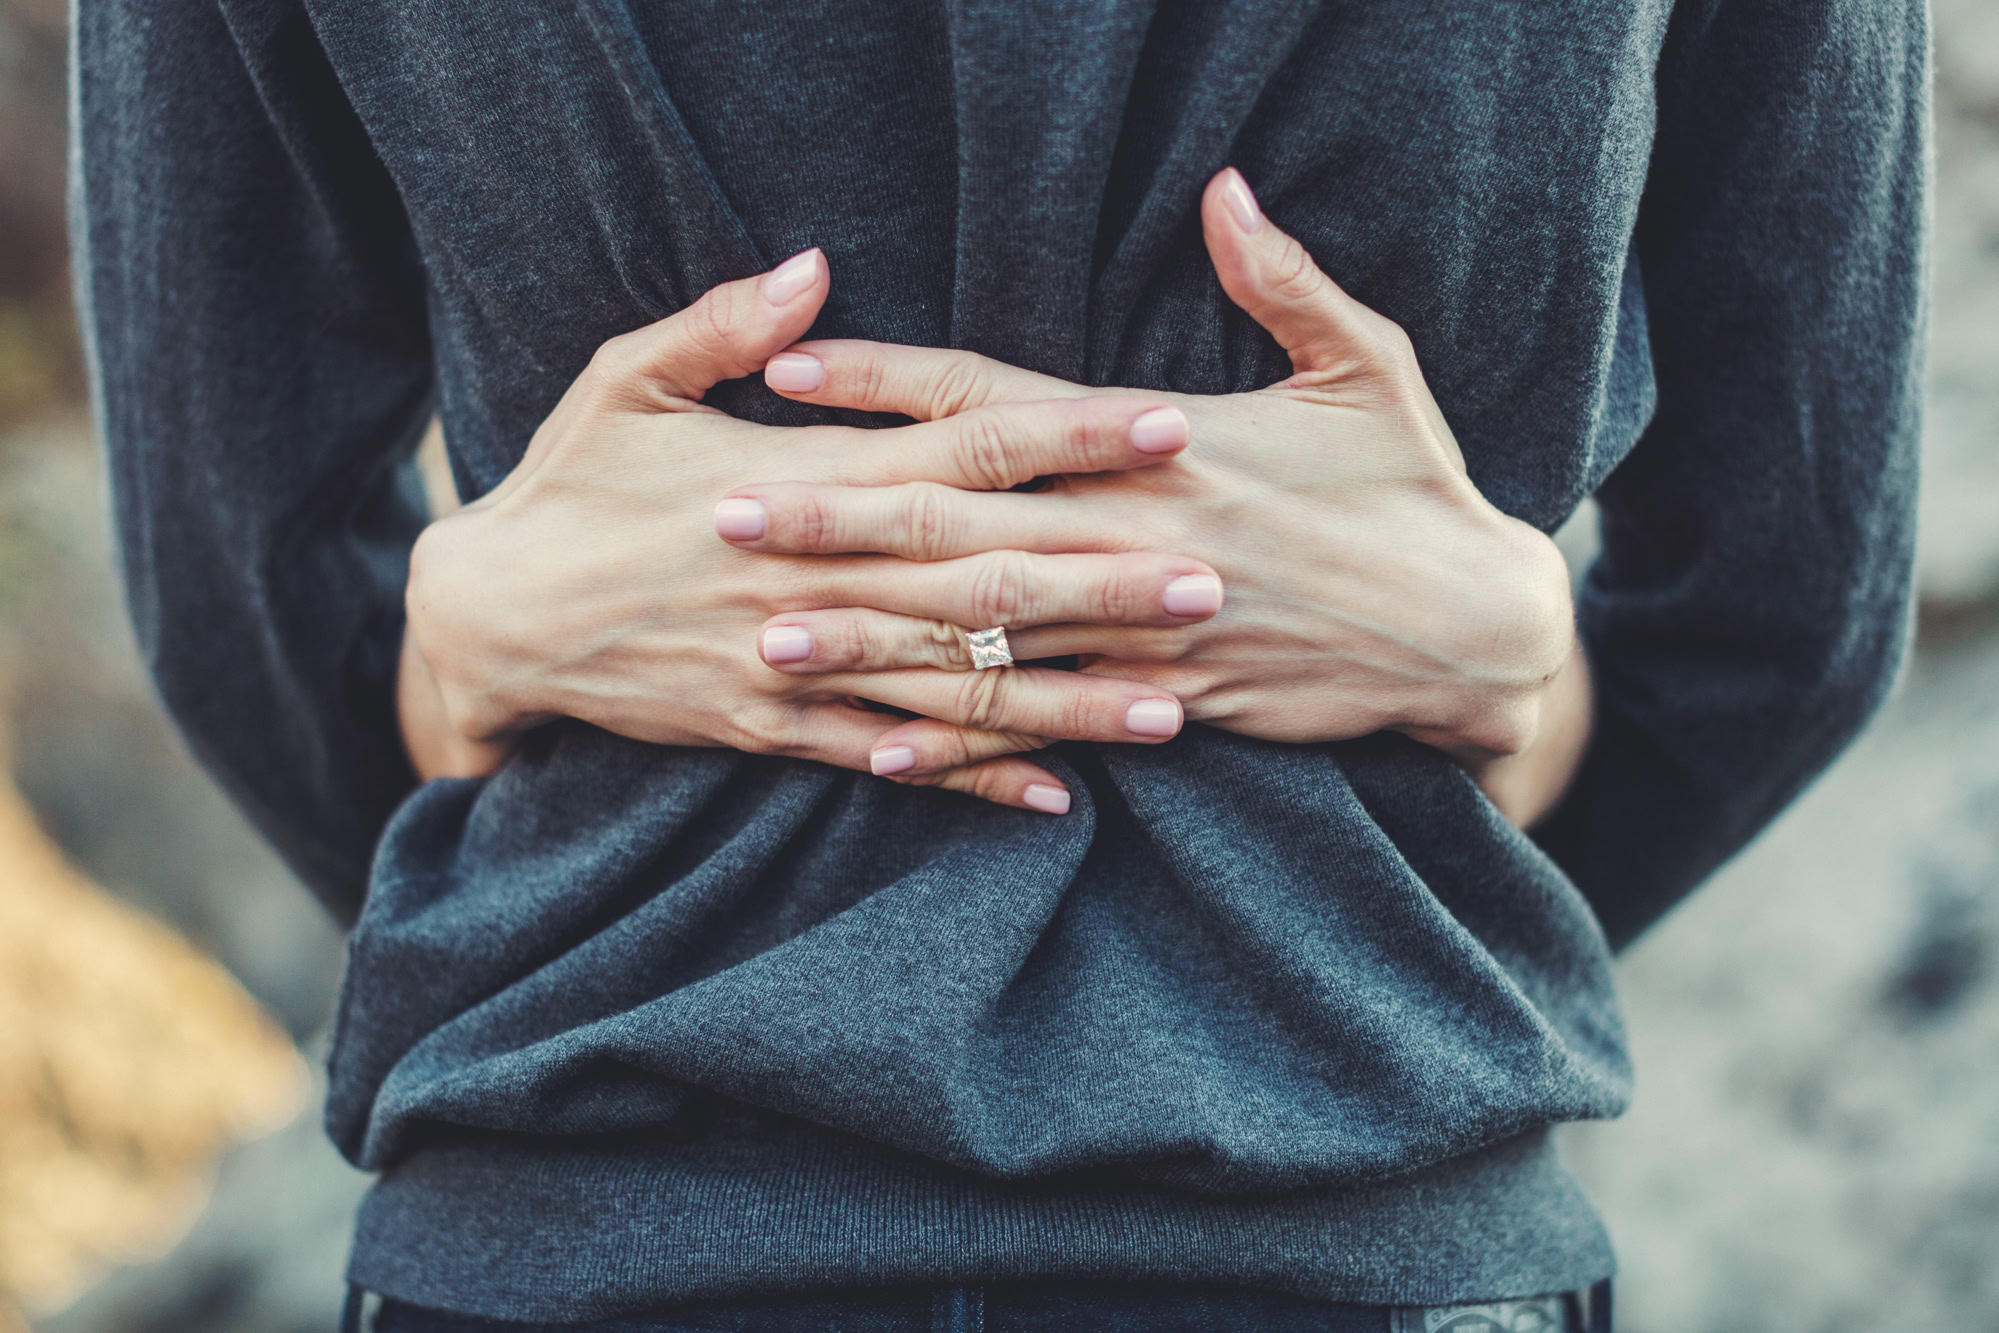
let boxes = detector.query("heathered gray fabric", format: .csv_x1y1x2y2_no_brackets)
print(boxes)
73,0,1927,1319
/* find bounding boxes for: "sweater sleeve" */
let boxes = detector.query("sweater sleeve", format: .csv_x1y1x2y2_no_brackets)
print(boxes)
1531,0,1929,950
73,0,433,924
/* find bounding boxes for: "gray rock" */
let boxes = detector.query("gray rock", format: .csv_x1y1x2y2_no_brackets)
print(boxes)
1564,624,1999,1331
1921,0,1999,608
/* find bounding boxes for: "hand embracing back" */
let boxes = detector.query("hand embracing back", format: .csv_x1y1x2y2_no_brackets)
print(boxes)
397,250,1226,812
402,169,1592,827
736,170,1590,823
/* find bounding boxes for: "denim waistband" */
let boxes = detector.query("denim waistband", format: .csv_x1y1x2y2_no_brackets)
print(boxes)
348,1279,1612,1332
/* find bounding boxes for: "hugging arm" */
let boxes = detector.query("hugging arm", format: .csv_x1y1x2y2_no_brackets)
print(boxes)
75,0,431,924
1530,0,1929,947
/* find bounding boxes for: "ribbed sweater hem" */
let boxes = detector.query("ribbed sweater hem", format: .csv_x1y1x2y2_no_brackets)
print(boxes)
345,1123,1614,1322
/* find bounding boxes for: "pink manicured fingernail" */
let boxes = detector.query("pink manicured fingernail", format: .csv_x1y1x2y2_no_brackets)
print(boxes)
1129,407,1190,454
714,497,767,540
765,352,824,392
1125,698,1182,737
1162,574,1223,617
1220,169,1264,234
761,248,822,306
761,625,813,663
870,745,918,775
1023,783,1072,815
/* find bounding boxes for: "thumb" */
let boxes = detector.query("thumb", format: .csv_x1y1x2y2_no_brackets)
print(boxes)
592,247,831,408
1199,169,1389,379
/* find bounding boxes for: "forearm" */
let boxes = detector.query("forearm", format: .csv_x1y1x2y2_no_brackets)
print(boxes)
78,0,434,920
1528,0,1925,948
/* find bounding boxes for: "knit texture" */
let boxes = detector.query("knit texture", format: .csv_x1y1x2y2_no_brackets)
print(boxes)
73,0,1927,1318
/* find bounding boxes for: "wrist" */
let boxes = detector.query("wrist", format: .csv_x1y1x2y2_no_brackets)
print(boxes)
397,589,520,782
1402,512,1577,759
1457,638,1594,828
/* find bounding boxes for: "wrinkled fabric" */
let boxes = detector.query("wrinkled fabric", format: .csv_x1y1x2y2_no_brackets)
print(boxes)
75,0,1926,1319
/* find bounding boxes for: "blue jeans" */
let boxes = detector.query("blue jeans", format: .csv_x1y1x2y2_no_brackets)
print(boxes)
355,1280,1610,1332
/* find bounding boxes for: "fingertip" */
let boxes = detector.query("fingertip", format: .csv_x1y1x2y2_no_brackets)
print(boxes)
1161,572,1224,619
870,744,919,776
1129,405,1190,455
760,624,814,665
761,338,878,411
714,497,768,541
1022,783,1071,815
1124,697,1184,739
617,253,828,400
765,351,825,394
761,247,827,307
1200,174,1261,298
1215,167,1264,234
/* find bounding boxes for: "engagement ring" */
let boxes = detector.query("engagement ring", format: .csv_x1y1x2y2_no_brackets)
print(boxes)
965,626,1014,669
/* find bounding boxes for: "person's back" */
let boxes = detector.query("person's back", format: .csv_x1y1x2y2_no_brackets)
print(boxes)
74,0,1926,1322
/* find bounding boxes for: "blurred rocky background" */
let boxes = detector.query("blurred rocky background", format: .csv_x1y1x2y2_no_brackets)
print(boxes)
1,1,1996,1330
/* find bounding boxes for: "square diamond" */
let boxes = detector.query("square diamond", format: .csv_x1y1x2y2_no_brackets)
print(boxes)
966,626,1013,669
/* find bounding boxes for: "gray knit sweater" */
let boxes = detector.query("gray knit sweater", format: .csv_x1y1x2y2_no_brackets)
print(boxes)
74,0,1927,1319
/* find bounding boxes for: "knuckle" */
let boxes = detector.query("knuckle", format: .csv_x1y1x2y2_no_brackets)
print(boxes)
1097,561,1147,623
723,703,775,755
1101,554,1175,623
687,289,740,361
923,617,974,670
1269,238,1323,303
405,521,451,608
1377,317,1416,360
938,728,980,769
672,284,759,385
1183,680,1233,719
726,704,789,756
968,765,1019,804
1057,401,1104,466
951,669,1012,731
786,489,838,551
1362,317,1419,377
432,687,492,745
853,352,893,412
903,765,985,798
1463,698,1541,758
583,334,642,396
1128,629,1190,664
842,615,887,669
1053,682,1099,739
966,551,1033,626
1486,542,1577,681
955,411,1021,491
770,557,837,615
1162,629,1203,663
406,522,495,690
899,483,961,560
927,354,993,419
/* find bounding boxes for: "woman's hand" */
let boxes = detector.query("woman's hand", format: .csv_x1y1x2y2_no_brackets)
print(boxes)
396,251,1228,811
726,170,1591,825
